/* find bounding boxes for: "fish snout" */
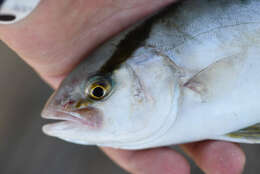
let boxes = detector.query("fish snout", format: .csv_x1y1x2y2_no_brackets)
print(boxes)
42,103,103,129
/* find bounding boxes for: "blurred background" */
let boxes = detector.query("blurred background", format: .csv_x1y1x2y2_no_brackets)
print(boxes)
0,40,259,174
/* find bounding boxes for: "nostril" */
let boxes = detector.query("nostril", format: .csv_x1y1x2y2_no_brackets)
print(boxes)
63,100,76,109
0,14,16,21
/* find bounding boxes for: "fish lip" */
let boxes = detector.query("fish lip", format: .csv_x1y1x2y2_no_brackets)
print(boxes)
42,91,102,128
41,91,84,125
42,109,100,128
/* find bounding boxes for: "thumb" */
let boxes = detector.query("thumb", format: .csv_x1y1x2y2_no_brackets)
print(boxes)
0,0,176,88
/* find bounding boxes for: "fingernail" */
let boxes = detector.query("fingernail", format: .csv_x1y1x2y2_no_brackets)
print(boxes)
0,0,40,24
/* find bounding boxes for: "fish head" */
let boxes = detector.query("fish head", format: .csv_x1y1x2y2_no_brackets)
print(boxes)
42,44,180,148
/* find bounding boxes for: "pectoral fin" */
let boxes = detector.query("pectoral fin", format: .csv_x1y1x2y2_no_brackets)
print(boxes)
184,54,245,102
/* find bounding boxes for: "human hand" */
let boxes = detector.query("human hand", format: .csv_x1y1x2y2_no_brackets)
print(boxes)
0,0,245,173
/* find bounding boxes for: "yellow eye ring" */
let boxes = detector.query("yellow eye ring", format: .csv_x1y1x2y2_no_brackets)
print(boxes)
85,76,113,101
89,84,107,100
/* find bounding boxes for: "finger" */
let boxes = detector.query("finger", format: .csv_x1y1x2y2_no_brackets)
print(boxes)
181,141,246,174
0,0,177,88
102,147,190,174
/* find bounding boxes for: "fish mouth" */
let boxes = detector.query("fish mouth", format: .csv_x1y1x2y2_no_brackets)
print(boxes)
41,108,103,128
41,90,103,128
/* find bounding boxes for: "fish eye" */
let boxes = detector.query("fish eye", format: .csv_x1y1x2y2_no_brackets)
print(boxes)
86,77,112,100
90,85,106,99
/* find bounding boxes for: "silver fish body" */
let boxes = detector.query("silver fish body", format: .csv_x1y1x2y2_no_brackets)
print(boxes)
42,0,260,149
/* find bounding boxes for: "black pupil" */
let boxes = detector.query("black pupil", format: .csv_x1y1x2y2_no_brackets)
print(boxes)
92,87,104,98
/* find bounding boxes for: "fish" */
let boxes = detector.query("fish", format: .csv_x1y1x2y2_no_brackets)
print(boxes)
41,0,260,149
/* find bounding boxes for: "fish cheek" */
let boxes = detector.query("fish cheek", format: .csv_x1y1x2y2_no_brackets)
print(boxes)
75,108,104,128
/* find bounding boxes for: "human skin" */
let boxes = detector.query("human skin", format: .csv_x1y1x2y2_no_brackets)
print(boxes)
0,0,245,173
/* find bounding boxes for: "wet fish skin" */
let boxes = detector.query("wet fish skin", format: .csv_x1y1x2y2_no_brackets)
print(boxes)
42,0,260,149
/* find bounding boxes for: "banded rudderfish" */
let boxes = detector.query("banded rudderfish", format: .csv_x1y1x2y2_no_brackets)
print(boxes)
42,0,260,149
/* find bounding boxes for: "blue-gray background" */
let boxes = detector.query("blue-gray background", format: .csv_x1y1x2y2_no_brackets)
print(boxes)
0,41,258,174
